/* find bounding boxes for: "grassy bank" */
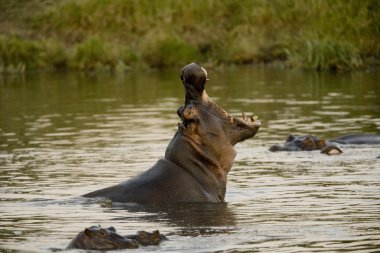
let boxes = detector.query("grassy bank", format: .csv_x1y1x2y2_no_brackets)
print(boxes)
0,0,379,72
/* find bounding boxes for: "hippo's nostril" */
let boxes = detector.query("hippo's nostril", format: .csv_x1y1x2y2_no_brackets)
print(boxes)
242,112,248,121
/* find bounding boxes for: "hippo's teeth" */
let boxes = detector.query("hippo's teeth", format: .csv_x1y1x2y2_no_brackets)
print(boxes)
242,112,248,122
241,112,259,123
201,67,209,80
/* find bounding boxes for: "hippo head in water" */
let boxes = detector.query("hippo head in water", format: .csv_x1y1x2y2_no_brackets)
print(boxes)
269,134,342,155
83,63,260,204
66,225,139,250
126,230,167,246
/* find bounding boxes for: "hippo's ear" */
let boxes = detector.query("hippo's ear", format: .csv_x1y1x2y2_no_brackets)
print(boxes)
152,230,160,237
151,230,160,243
84,228,93,237
286,134,295,143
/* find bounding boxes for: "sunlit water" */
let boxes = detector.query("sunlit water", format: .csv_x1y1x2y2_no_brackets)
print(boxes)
1,67,379,252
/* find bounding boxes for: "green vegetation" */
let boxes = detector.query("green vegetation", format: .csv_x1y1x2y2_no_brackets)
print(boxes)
0,0,379,72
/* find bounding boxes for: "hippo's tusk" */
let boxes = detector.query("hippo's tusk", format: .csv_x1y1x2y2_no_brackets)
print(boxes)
201,67,209,80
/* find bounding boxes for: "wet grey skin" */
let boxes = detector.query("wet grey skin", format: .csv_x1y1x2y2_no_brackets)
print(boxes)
269,134,380,155
329,134,380,145
66,226,139,250
83,63,260,204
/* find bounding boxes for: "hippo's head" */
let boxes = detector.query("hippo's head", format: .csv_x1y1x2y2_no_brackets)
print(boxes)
269,134,342,155
165,63,260,200
177,63,260,146
66,226,139,250
269,134,326,152
134,230,166,246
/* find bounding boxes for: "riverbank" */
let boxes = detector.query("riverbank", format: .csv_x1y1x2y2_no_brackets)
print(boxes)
1,0,379,72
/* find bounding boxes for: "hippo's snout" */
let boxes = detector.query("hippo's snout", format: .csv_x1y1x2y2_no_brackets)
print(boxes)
235,112,261,131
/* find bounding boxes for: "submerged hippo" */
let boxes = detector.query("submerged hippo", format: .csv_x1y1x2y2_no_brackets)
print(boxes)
126,230,167,246
83,63,260,204
66,226,139,250
329,134,380,145
269,133,380,155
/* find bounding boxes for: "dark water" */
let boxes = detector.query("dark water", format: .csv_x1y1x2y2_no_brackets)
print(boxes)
0,67,379,252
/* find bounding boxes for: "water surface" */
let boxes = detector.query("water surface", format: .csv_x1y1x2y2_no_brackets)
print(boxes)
1,67,379,252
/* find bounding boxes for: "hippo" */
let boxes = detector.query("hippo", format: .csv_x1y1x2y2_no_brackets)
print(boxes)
269,133,380,155
83,63,260,204
66,226,139,250
126,230,167,246
329,134,380,145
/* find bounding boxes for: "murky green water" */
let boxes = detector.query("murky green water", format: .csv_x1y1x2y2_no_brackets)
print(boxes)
1,67,379,252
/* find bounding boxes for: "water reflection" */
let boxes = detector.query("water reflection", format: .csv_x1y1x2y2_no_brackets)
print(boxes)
111,202,236,236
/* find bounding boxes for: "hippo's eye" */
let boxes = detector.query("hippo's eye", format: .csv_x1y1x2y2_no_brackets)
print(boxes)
186,122,196,133
304,137,314,147
98,229,108,238
316,140,326,148
138,232,147,239
107,226,116,232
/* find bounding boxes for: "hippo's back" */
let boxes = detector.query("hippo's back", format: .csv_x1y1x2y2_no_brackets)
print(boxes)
83,159,217,204
330,134,380,144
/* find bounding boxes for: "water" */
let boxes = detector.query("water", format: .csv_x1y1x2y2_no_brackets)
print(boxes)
1,67,379,252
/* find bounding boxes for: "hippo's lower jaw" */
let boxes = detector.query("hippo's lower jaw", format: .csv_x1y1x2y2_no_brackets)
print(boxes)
231,113,261,145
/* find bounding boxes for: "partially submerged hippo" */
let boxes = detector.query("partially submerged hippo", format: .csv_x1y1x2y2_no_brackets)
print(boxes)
126,230,167,246
66,226,139,250
83,63,260,204
269,133,380,155
329,134,380,145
